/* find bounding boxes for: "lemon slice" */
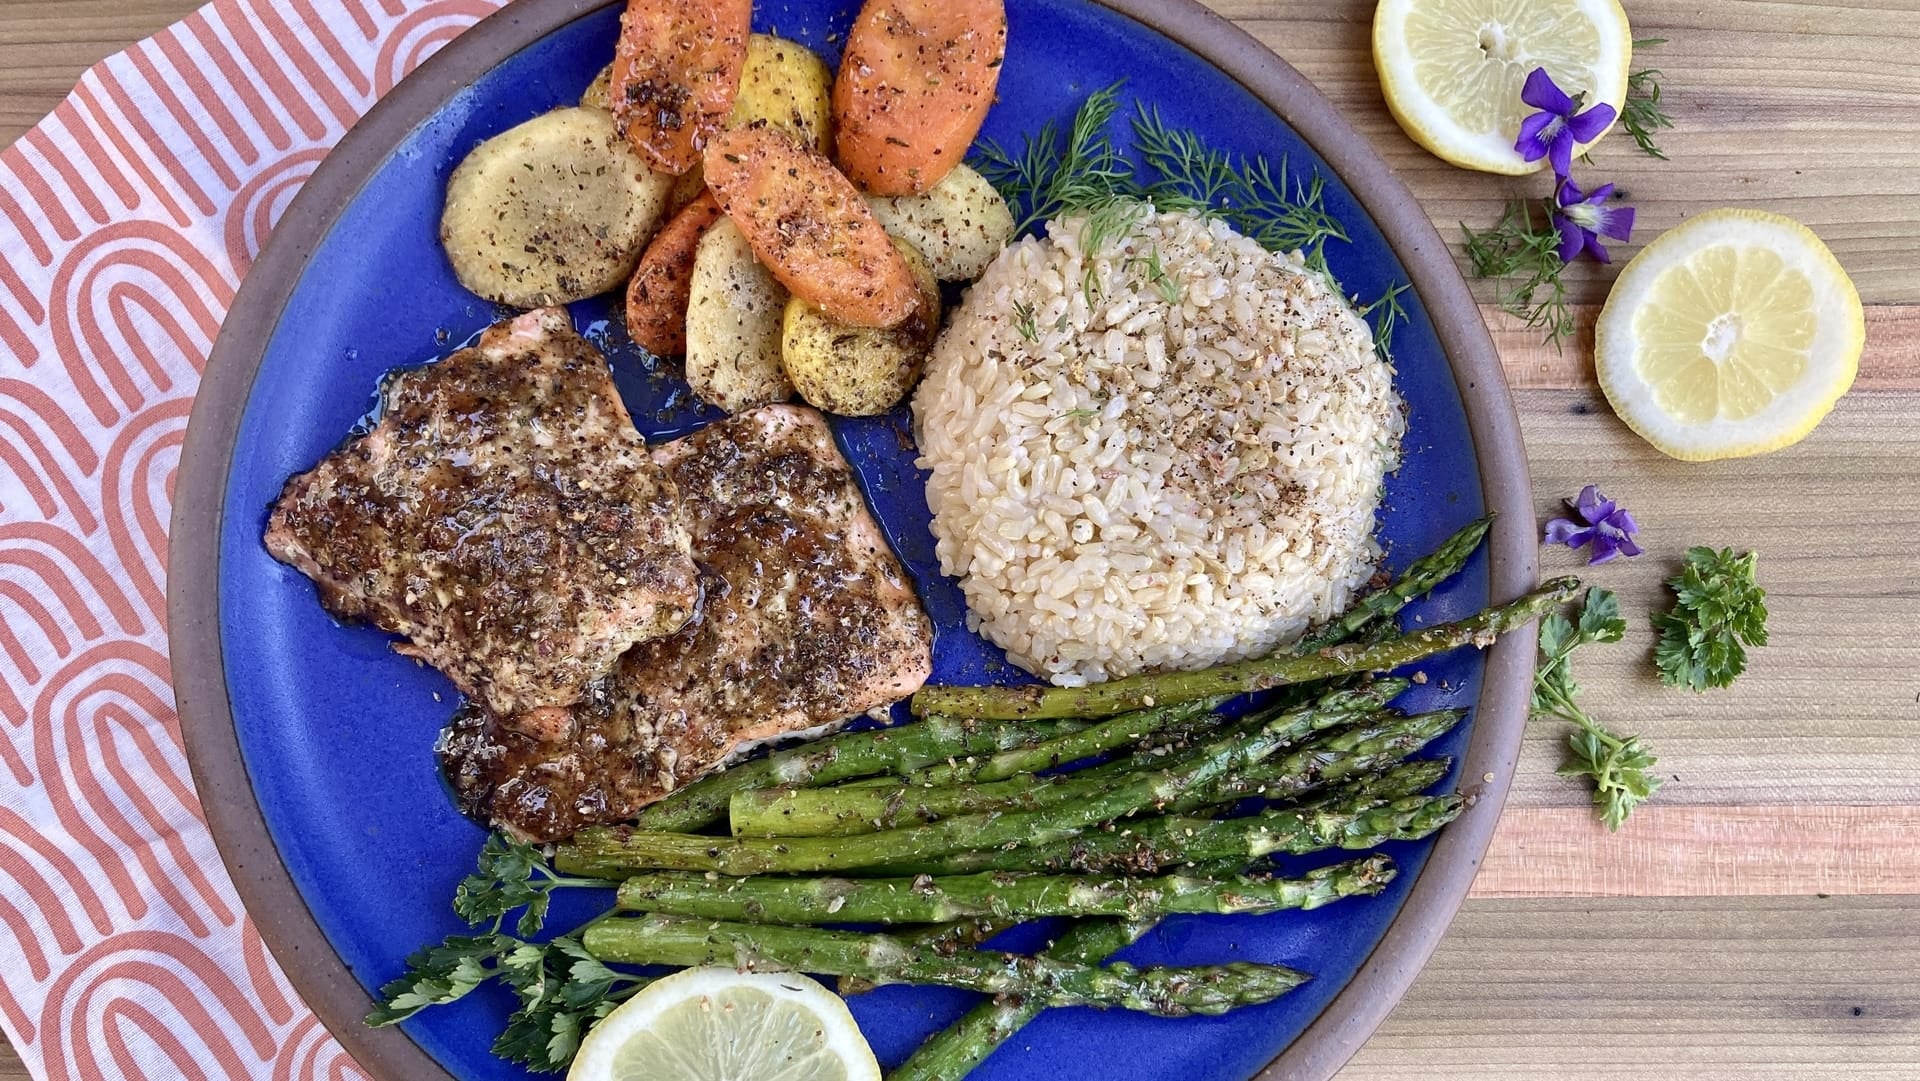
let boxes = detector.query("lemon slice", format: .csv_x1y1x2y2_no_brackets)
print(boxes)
1595,208,1864,461
567,967,880,1081
1373,0,1631,174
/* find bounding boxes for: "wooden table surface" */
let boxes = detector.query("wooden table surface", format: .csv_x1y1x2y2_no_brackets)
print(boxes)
3,1,1916,1078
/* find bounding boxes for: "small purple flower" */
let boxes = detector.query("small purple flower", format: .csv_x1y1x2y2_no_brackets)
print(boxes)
1551,177,1636,264
1515,67,1617,178
1545,485,1642,564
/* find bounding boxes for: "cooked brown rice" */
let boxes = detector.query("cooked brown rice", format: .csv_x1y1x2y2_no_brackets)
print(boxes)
912,203,1404,686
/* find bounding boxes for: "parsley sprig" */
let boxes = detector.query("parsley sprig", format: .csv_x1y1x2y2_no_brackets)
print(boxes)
1532,587,1663,829
1653,546,1768,691
369,836,633,1072
971,84,1409,359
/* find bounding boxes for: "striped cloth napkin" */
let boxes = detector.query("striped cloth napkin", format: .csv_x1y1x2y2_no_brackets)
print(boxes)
0,2,512,1077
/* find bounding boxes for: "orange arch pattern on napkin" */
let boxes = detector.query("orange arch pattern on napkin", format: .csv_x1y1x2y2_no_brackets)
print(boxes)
0,1,508,1077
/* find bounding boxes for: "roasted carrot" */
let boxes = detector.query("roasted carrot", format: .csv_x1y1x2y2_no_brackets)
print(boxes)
832,0,1008,196
625,192,725,356
609,0,752,175
702,126,919,329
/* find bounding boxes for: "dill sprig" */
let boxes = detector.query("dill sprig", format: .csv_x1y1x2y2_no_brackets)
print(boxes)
971,83,1140,236
1130,104,1348,274
1462,197,1576,350
1011,299,1039,341
1623,38,1674,159
1356,281,1411,362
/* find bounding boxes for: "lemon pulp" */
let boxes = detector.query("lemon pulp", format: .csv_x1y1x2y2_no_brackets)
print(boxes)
1374,0,1632,174
1595,208,1863,461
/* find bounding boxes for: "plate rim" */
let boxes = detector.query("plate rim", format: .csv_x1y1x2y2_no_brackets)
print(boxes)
167,3,1538,1080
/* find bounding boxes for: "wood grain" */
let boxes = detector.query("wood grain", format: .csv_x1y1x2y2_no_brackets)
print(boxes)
1490,305,1920,391
2,0,1918,1077
1218,0,1920,306
1475,806,1920,897
1339,896,1920,1080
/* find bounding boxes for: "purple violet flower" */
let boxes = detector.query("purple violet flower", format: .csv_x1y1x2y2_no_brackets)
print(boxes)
1551,177,1636,264
1515,67,1617,178
1545,485,1642,564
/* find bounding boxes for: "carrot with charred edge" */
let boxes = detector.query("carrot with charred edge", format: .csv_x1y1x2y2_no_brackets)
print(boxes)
702,126,920,328
609,0,752,175
833,0,1008,195
625,193,724,356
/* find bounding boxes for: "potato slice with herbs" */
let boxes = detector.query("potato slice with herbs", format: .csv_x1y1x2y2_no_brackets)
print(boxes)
703,125,919,329
610,0,752,175
580,63,614,110
686,218,795,412
864,163,1014,281
729,34,833,152
440,106,671,308
833,0,1007,195
780,238,940,416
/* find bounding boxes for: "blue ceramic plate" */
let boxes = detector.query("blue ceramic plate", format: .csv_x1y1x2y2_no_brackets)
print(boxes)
170,3,1537,1080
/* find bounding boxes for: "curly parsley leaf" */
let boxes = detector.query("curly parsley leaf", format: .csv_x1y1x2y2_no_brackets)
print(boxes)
452,833,609,937
367,933,508,1025
1653,546,1768,691
1532,587,1661,829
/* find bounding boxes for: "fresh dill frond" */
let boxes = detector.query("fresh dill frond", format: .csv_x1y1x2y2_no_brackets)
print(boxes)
1128,246,1182,303
1462,198,1576,350
1011,299,1039,341
1356,281,1411,362
1622,54,1675,159
970,82,1140,236
1130,104,1348,273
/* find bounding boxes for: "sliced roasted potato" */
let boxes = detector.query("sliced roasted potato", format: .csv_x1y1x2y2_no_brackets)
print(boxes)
864,163,1014,281
626,192,724,356
833,0,1007,195
780,238,941,416
729,34,833,152
610,0,752,175
441,106,672,308
580,63,614,110
665,165,708,216
686,218,795,412
703,126,919,329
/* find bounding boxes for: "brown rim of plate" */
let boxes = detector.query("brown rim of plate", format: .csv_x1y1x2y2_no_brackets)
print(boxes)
167,2,1537,1079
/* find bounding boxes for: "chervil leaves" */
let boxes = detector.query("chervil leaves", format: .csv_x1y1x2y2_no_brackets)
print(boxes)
1653,546,1768,691
1531,587,1662,830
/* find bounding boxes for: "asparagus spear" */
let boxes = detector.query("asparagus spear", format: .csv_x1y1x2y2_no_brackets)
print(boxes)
911,577,1577,720
1297,756,1453,810
627,715,1090,833
897,697,1226,789
1174,709,1462,812
889,917,1150,1081
613,855,1395,926
1295,515,1494,652
557,688,1419,877
892,522,1498,1080
580,914,1307,1016
730,685,1406,838
878,791,1463,877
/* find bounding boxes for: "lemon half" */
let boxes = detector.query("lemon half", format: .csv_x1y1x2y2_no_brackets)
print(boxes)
1373,0,1631,175
567,967,880,1081
1595,209,1864,461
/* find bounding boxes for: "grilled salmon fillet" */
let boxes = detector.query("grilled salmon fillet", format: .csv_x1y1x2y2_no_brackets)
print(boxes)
439,404,934,842
263,308,700,719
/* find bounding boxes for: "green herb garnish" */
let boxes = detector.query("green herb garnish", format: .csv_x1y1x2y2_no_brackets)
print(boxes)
1356,281,1411,361
971,83,1137,236
1462,197,1576,350
1011,299,1039,341
371,837,638,1072
1623,38,1675,159
1532,587,1662,829
1129,104,1347,274
1653,546,1768,691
